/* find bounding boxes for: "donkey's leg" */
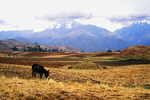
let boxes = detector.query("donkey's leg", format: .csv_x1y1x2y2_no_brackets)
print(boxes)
40,73,43,78
32,71,35,77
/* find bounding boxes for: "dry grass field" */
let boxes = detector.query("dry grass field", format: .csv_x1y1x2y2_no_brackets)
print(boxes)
0,63,150,100
0,49,150,100
0,76,150,100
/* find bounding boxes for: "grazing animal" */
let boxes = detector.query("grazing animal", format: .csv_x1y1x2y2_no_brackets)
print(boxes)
32,64,49,78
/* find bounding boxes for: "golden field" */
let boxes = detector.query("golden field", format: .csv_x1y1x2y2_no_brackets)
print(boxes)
0,63,150,100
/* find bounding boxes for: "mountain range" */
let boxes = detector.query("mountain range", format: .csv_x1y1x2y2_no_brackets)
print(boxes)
0,22,150,52
115,22,150,46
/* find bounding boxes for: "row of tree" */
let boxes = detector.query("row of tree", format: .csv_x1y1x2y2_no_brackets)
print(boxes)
11,45,62,52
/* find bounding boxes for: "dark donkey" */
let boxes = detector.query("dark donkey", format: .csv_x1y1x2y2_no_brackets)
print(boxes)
32,64,49,78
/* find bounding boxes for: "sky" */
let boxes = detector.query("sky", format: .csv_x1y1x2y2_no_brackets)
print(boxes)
0,0,149,32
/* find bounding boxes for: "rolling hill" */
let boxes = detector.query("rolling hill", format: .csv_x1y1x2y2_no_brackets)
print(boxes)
0,39,80,53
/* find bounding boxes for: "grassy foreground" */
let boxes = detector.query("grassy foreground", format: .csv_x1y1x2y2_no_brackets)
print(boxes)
0,76,150,100
0,63,150,100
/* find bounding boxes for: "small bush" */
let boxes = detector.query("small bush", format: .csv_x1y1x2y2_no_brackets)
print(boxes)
143,84,150,89
107,49,112,52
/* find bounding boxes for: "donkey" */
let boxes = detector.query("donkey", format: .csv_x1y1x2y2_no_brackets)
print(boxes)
32,64,49,78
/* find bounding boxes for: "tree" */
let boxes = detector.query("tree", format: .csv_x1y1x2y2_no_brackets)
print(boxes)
107,49,112,52
11,46,18,51
27,47,33,51
22,45,26,52
34,43,42,52
51,49,59,52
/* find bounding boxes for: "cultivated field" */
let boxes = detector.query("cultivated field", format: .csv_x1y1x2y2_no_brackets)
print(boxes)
0,51,150,100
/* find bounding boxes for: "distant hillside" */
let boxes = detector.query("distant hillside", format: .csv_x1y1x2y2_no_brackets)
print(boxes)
0,39,80,53
121,45,150,56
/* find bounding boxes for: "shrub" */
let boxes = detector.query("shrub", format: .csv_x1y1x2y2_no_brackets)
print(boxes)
107,49,112,52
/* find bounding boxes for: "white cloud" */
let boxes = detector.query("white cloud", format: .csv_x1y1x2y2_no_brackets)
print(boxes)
109,14,150,26
0,0,149,31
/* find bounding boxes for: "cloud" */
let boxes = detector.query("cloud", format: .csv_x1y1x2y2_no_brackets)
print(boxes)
0,0,150,31
36,12,93,28
40,12,93,22
0,20,7,25
109,15,150,24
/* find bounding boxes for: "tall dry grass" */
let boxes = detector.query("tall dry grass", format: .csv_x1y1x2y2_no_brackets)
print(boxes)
0,76,150,100
0,63,150,100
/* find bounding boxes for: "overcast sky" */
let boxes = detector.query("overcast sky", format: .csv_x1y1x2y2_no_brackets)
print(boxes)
0,0,149,32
